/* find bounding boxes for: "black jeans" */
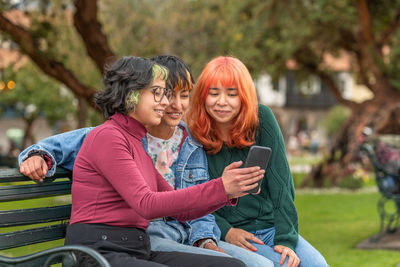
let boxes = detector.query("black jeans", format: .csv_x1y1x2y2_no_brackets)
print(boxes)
65,223,246,267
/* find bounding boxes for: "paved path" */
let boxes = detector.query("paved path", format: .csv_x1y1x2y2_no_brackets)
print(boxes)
357,230,400,251
296,186,378,195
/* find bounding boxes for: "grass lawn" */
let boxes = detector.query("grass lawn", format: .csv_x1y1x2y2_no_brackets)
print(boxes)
296,191,400,267
288,154,322,166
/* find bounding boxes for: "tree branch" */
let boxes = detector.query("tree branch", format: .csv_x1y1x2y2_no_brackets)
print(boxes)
313,69,359,110
73,0,115,73
377,9,400,47
337,28,359,53
354,50,375,93
0,12,97,105
292,46,359,110
334,26,378,94
355,0,386,86
356,0,374,44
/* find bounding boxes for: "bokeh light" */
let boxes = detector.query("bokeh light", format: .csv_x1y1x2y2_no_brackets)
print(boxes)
7,80,16,90
0,81,5,90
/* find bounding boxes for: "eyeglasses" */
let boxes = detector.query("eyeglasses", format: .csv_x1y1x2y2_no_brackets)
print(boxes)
148,86,173,103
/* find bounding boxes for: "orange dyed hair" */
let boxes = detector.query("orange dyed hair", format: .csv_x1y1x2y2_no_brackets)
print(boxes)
186,56,258,154
173,70,193,93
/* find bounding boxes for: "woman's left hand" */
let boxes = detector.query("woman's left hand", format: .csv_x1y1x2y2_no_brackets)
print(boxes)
274,245,300,267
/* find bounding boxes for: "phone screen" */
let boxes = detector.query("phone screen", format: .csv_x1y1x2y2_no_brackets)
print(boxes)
244,146,271,194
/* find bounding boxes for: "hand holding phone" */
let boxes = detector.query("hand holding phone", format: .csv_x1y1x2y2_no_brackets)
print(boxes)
244,146,271,194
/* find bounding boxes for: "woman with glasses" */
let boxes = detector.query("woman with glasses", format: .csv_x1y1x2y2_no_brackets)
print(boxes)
56,56,265,267
186,56,329,267
19,56,272,267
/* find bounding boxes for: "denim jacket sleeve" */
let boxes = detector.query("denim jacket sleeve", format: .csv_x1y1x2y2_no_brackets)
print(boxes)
185,163,222,245
18,127,94,176
187,213,222,246
176,125,223,245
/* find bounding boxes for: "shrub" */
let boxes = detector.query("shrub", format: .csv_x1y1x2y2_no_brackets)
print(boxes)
321,162,371,189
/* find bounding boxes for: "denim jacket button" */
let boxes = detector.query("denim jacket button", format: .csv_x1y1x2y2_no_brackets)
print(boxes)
138,235,144,241
189,171,193,178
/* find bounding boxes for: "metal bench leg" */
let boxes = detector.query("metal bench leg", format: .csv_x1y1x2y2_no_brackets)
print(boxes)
370,196,400,242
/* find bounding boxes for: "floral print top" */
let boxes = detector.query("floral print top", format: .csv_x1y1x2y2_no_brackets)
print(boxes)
146,127,183,188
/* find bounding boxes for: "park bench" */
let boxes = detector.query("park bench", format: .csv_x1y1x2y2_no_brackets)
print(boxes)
359,134,400,241
0,167,111,267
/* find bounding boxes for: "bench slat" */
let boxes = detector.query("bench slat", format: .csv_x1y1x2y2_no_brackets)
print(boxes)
0,167,72,183
0,181,71,202
0,205,71,227
0,224,67,250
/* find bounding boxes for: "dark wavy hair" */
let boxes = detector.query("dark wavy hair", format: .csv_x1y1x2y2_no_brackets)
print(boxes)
95,56,168,118
150,55,194,92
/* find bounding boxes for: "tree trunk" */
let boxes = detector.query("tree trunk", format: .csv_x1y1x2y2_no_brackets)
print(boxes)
304,95,400,187
77,96,88,128
22,117,36,149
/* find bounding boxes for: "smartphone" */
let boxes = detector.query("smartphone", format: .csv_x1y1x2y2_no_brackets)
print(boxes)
244,145,272,194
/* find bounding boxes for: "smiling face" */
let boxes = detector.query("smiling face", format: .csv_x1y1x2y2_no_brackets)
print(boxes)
128,78,169,127
146,88,190,139
205,83,241,130
160,89,190,127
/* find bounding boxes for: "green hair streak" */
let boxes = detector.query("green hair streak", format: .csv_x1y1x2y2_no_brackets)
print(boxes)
127,90,141,106
152,64,169,81
126,64,168,112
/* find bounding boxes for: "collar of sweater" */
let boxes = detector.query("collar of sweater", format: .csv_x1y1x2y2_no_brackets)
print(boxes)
109,113,147,141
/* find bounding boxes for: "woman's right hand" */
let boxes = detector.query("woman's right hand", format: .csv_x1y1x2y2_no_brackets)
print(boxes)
225,227,264,251
221,161,264,198
20,156,48,182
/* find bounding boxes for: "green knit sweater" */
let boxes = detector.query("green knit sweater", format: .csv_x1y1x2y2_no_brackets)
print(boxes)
207,104,299,250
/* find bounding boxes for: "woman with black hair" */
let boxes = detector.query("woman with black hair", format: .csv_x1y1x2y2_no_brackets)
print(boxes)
63,56,263,266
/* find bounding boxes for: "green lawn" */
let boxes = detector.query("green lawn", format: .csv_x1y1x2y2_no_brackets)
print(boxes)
288,154,322,166
296,191,400,267
2,191,400,267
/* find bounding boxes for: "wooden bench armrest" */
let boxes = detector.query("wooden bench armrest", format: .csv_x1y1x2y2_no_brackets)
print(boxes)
0,245,111,267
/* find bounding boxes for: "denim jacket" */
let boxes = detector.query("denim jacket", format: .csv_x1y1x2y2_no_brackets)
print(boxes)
19,121,221,245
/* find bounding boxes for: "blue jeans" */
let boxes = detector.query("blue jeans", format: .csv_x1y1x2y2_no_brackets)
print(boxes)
150,236,273,267
249,228,328,267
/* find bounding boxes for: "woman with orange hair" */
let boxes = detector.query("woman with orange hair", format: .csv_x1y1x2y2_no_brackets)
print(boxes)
186,56,328,267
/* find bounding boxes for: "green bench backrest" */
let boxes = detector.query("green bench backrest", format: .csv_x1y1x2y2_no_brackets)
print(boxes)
0,168,72,250
360,142,400,177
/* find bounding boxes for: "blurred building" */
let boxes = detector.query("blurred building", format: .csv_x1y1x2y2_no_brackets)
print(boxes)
255,52,372,155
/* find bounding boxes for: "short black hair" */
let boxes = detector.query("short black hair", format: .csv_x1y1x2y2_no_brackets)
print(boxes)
94,56,167,118
151,55,194,92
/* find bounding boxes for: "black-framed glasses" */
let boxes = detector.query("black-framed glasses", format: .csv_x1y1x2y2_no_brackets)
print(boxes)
148,86,173,103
